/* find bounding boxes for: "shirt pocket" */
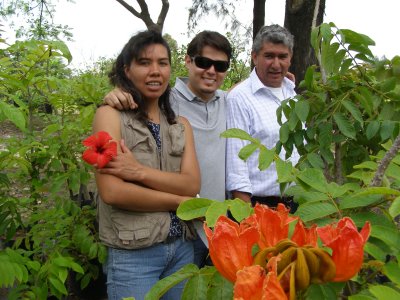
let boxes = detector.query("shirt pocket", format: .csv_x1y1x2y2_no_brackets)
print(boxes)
166,123,185,172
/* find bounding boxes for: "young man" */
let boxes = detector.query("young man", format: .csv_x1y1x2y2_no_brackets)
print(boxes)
103,30,232,267
226,24,299,212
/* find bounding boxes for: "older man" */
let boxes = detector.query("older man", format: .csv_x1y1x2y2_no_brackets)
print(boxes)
226,24,299,212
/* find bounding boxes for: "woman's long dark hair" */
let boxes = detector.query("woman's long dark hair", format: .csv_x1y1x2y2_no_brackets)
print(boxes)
108,30,176,125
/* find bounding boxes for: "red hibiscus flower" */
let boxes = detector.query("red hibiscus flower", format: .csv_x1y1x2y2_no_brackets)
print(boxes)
317,217,371,282
82,131,117,168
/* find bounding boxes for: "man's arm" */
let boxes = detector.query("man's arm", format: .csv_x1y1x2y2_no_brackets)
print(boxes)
103,88,137,110
231,191,251,203
225,89,253,200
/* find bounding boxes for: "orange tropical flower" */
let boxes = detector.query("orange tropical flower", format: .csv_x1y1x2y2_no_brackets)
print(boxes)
234,258,287,300
317,217,371,282
82,131,117,168
204,215,259,282
291,220,318,247
251,203,297,248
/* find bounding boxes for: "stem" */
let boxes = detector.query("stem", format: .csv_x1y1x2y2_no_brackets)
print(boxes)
370,134,400,187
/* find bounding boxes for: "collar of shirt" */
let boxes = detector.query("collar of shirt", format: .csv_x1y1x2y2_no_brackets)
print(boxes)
174,77,221,103
250,68,296,96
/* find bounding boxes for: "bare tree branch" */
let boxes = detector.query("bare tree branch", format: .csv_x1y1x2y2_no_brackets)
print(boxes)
114,0,169,32
370,134,400,187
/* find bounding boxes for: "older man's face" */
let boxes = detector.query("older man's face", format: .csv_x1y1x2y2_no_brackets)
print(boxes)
252,42,292,88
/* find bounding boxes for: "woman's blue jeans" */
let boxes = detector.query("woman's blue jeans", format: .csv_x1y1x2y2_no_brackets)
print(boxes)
104,238,194,300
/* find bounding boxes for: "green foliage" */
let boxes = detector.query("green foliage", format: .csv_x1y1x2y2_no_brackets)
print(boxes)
0,33,107,298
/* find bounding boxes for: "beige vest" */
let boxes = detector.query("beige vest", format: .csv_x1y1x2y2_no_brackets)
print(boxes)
97,111,195,249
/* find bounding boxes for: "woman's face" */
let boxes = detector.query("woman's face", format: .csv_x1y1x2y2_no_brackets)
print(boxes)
124,43,171,101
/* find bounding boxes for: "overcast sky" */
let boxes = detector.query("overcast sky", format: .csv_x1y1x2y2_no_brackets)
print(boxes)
3,0,398,69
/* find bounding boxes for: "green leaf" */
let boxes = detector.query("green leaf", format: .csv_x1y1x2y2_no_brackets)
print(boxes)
353,161,378,170
339,194,382,209
307,153,325,169
333,112,356,139
0,101,26,132
369,285,400,300
297,168,328,192
378,77,397,93
295,202,337,222
383,261,400,285
279,123,289,143
145,264,199,300
379,120,395,141
305,283,338,300
177,198,214,220
205,201,229,227
366,121,380,140
364,239,389,261
318,123,333,148
389,196,400,219
349,294,375,300
342,99,363,124
228,199,253,222
258,146,275,171
220,128,257,143
181,267,214,300
49,276,68,295
238,143,258,161
352,187,400,197
340,29,375,46
371,225,400,250
276,159,294,183
207,271,233,300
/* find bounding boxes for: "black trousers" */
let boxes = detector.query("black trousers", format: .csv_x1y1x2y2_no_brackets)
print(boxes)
251,196,298,213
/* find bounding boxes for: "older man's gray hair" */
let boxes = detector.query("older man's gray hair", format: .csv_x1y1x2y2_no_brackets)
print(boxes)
252,24,294,54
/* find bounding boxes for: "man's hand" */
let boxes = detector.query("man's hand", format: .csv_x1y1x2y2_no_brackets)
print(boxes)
98,139,144,182
286,72,296,83
103,88,137,110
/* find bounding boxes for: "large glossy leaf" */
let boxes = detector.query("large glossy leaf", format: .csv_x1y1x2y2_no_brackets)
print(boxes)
0,101,26,132
276,159,295,183
369,285,400,300
205,201,229,227
370,225,400,250
340,29,375,46
220,128,258,143
228,199,253,222
238,143,258,161
177,198,214,220
181,267,215,300
295,202,337,222
297,168,328,192
305,283,339,300
383,261,400,285
258,146,275,171
351,187,400,197
146,264,199,300
339,194,382,209
342,99,363,124
333,112,356,139
389,196,400,219
207,271,233,300
279,123,289,143
366,120,380,140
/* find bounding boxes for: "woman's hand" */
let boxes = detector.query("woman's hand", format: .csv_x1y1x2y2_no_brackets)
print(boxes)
98,139,145,182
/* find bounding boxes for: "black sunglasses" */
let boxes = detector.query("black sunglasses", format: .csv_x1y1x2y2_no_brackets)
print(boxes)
191,56,230,73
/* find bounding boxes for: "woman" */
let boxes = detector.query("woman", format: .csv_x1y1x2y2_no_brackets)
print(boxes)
93,30,200,300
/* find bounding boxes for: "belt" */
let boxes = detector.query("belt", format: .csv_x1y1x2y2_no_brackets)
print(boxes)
251,196,298,213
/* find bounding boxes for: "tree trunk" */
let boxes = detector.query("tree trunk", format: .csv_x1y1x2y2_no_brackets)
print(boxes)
284,0,325,88
253,0,266,42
